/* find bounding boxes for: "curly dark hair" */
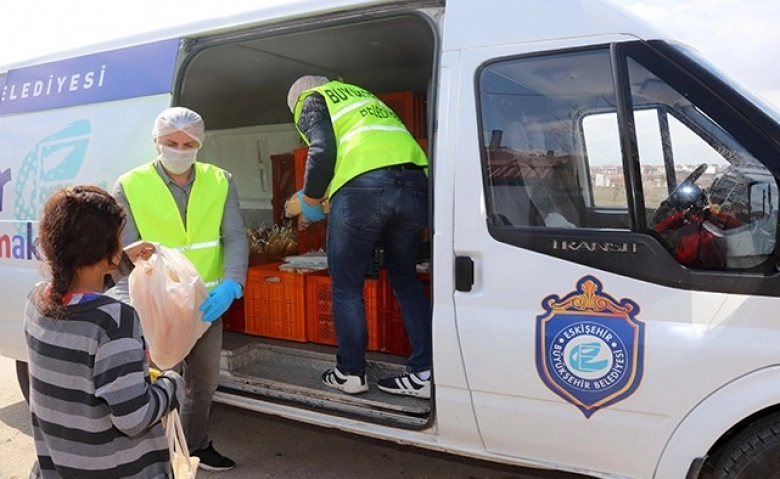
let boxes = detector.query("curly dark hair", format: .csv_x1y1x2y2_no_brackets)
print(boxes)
38,185,126,318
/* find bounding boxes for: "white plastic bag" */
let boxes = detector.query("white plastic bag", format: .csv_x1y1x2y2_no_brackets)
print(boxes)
165,409,199,478
129,245,209,369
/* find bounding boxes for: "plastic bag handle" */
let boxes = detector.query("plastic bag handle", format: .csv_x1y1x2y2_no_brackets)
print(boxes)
166,409,196,475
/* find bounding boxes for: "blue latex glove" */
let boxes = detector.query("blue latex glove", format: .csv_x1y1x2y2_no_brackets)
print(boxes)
298,190,326,223
199,279,242,322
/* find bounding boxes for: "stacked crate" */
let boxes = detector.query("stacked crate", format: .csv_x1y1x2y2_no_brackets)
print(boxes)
305,270,382,351
239,91,428,346
270,149,327,254
291,147,327,254
243,263,309,342
222,298,246,333
377,91,426,140
378,271,431,355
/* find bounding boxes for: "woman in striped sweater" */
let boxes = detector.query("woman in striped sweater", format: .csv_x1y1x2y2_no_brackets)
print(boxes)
24,185,185,479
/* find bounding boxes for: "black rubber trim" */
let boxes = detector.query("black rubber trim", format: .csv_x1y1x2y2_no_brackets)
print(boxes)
488,225,780,297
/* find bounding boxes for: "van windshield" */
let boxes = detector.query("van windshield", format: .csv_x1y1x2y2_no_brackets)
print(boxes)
672,42,780,124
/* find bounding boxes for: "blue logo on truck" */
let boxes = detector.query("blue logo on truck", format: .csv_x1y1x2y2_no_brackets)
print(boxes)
0,120,91,261
15,120,90,231
536,276,644,418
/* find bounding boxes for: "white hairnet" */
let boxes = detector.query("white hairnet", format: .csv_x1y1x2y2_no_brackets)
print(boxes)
287,75,330,113
152,107,205,146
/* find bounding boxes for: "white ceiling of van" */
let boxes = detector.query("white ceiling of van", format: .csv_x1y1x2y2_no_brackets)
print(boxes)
179,15,435,130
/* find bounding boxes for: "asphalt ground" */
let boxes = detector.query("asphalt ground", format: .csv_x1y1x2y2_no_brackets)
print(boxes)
0,355,590,479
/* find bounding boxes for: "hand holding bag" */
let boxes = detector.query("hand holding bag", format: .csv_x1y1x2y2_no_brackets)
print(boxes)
129,245,210,369
166,409,199,478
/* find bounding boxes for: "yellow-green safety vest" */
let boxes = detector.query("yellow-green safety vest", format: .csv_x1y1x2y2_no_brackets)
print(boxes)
119,162,229,290
294,80,427,197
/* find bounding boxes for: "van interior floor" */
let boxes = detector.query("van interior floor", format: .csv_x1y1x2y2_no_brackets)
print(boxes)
217,332,431,428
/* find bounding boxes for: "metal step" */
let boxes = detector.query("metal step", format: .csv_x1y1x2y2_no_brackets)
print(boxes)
218,333,431,427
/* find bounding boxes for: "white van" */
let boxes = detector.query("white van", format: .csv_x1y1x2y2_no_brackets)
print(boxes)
3,1,780,478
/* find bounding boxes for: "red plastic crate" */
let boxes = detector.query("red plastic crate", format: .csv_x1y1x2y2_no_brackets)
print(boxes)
377,91,427,139
244,263,307,342
378,271,431,355
305,271,381,350
292,147,327,254
222,297,245,333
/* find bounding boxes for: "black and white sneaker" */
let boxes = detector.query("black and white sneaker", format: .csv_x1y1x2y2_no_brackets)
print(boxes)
192,441,235,472
377,371,431,399
321,367,369,394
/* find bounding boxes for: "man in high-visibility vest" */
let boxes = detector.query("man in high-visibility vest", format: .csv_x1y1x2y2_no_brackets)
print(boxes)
287,76,432,399
112,107,248,472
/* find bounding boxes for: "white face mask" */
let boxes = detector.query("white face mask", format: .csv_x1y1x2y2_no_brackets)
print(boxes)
158,146,198,175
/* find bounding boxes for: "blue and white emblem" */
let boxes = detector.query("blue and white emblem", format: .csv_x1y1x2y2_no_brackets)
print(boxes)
536,275,644,418
14,120,90,235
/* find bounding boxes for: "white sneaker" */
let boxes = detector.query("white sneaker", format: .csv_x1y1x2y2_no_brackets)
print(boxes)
377,371,431,399
321,367,368,394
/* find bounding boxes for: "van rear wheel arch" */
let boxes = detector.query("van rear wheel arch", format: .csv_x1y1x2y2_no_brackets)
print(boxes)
699,411,780,479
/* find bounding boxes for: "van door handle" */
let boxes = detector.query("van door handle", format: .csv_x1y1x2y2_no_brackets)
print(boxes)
455,256,474,292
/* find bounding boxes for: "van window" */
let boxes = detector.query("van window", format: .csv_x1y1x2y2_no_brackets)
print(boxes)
480,48,613,229
479,44,778,271
583,109,733,211
623,55,778,270
581,113,625,210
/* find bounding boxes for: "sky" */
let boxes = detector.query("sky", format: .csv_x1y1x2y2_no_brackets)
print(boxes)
1,0,779,110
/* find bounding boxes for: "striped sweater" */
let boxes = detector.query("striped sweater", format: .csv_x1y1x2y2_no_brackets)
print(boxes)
24,282,184,479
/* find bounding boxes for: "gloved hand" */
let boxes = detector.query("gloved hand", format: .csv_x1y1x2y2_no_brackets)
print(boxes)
199,279,242,323
297,190,326,224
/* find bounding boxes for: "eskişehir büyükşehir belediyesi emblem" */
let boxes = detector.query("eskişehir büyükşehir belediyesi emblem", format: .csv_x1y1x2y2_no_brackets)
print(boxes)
535,275,644,418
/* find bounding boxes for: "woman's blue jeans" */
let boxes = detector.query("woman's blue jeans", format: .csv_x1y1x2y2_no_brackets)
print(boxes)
326,166,431,374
